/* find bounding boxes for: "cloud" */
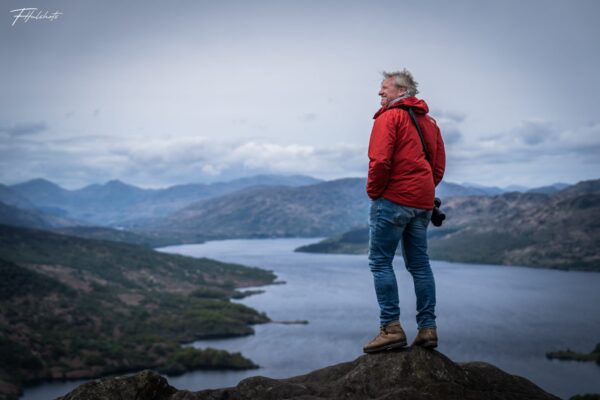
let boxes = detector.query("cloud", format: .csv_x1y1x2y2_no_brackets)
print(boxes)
450,119,600,166
440,127,462,146
515,120,556,145
203,141,365,178
1,116,597,189
432,109,466,124
432,109,465,146
486,119,558,146
0,121,48,137
231,117,248,125
442,119,600,187
0,133,366,188
298,113,318,122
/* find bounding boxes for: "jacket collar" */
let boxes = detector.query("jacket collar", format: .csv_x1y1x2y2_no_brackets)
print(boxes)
373,96,429,119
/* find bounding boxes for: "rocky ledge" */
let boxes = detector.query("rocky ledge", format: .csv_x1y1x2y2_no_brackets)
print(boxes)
58,346,558,400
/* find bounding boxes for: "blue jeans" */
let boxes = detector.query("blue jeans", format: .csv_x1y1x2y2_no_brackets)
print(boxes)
368,197,436,329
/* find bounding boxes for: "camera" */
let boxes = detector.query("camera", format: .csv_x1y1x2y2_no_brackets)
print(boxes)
431,197,446,227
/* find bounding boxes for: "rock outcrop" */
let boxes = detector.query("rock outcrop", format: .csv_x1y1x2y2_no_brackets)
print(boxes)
59,347,559,400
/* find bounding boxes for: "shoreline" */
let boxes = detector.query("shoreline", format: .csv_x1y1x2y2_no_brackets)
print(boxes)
18,290,275,400
294,243,600,273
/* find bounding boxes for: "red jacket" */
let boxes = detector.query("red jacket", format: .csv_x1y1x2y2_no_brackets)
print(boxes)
367,96,445,209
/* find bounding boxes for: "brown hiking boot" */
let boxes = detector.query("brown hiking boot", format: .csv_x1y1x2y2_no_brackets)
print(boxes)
411,327,438,349
363,321,407,353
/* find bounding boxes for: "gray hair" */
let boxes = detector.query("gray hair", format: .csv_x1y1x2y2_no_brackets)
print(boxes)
382,69,419,96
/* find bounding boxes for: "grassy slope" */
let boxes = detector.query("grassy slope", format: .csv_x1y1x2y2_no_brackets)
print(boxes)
0,224,276,400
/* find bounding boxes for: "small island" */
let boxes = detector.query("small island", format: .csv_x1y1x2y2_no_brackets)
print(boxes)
546,343,600,363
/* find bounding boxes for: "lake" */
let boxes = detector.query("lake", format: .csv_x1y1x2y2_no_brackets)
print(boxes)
21,238,600,400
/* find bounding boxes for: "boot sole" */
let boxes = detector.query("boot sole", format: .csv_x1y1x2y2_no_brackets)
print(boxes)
363,340,407,354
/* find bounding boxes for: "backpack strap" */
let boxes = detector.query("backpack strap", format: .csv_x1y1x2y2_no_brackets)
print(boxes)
396,105,431,164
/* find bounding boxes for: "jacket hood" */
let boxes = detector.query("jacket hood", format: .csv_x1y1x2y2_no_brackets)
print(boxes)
373,96,429,119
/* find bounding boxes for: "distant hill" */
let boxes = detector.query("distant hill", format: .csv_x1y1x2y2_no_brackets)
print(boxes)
7,175,322,227
138,179,577,243
141,178,369,240
51,225,180,248
207,174,322,190
0,200,180,248
461,182,516,196
527,183,570,194
0,224,276,400
0,200,79,229
0,183,36,209
459,182,572,196
4,175,576,247
295,179,600,271
436,181,492,197
9,178,71,204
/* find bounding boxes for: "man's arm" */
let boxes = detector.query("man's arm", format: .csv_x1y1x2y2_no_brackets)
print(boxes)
423,115,445,187
366,112,396,199
432,129,446,186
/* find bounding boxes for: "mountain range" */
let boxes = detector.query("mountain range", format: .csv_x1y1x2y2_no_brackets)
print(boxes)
132,178,577,243
1,176,544,243
139,178,370,239
1,176,568,231
295,179,600,271
2,174,596,270
4,175,322,227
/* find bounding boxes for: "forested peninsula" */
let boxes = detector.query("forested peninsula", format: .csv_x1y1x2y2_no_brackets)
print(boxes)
0,224,276,400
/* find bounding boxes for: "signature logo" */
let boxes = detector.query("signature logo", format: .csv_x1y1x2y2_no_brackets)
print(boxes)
10,7,63,26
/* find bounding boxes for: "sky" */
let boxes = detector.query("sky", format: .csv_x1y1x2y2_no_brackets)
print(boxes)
1,0,599,189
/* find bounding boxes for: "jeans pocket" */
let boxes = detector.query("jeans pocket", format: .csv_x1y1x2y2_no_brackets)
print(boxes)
391,204,413,227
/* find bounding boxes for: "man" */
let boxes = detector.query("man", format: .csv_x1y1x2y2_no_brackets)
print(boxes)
363,69,446,353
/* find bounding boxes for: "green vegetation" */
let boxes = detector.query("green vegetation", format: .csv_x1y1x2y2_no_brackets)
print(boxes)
570,395,600,400
295,227,368,254
427,230,526,265
546,343,600,363
0,224,275,290
159,347,258,375
53,225,185,248
0,224,276,400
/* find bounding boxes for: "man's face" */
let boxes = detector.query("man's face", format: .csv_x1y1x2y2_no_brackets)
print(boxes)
378,77,406,107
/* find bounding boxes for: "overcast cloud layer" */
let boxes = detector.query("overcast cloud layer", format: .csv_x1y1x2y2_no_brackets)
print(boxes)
1,0,599,189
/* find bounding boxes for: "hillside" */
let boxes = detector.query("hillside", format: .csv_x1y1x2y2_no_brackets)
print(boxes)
0,200,80,230
0,200,190,248
0,224,276,400
0,184,36,209
50,225,183,248
141,178,370,240
296,179,600,271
